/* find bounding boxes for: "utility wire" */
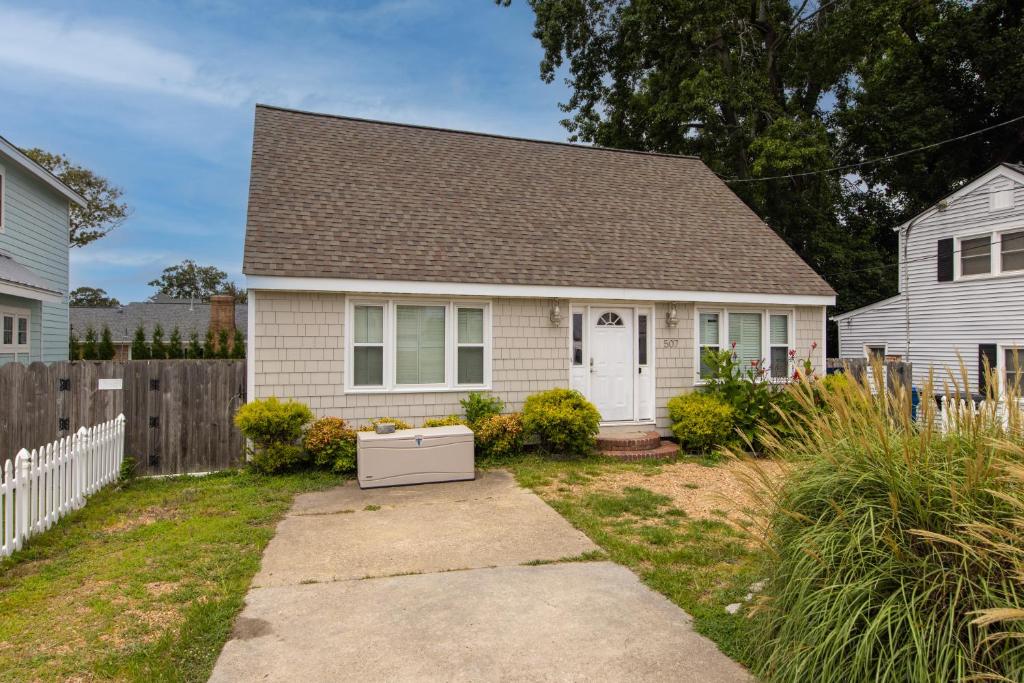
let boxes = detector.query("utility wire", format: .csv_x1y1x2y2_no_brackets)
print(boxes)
721,113,1024,183
825,232,1023,279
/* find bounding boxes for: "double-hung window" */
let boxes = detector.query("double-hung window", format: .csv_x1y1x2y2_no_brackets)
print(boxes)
960,235,992,277
1006,347,1023,395
1001,230,1024,273
729,312,762,370
698,312,721,379
1,308,29,353
696,308,793,382
768,314,790,378
349,300,489,391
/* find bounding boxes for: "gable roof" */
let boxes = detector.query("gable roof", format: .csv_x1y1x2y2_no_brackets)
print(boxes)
243,105,834,298
0,134,87,207
893,162,1024,231
70,297,247,343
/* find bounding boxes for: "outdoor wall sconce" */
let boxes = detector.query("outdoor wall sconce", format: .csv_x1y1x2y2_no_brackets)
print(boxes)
666,302,679,328
549,300,563,325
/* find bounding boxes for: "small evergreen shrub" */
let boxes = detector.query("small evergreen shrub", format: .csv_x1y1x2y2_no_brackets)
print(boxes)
460,392,504,427
521,388,600,457
667,393,734,454
233,397,314,473
304,417,357,472
474,413,525,460
150,324,167,359
81,327,99,360
98,326,116,360
421,415,466,428
357,417,413,432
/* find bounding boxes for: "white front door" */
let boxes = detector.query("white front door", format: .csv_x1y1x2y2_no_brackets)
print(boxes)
589,308,634,421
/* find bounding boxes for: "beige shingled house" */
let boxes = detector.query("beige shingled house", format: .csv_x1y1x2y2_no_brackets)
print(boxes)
243,105,835,435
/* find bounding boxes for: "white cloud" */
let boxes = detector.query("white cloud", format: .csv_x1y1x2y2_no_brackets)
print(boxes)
70,247,175,268
0,7,249,105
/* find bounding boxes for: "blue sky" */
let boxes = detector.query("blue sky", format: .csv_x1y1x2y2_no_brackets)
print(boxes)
0,0,569,302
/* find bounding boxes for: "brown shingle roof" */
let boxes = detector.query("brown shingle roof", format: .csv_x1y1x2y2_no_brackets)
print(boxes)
243,105,834,297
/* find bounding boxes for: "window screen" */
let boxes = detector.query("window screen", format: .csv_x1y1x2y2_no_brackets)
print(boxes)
396,305,445,385
352,305,384,386
456,307,484,385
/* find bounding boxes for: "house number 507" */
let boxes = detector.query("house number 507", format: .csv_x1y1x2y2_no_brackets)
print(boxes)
663,339,679,349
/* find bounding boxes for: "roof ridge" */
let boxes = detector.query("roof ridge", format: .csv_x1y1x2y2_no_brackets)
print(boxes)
255,103,702,162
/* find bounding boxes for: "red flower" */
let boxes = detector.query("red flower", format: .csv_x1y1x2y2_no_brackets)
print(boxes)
751,360,759,367
788,349,797,359
811,341,818,350
792,369,801,380
731,341,737,349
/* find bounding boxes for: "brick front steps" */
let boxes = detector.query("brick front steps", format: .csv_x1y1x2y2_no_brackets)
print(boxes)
596,429,679,461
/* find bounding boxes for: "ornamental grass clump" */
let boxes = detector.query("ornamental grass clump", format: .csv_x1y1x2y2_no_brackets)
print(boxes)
748,370,1024,683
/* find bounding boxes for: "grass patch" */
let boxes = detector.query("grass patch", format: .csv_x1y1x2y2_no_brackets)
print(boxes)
0,469,343,682
363,504,381,511
521,550,608,566
507,456,762,666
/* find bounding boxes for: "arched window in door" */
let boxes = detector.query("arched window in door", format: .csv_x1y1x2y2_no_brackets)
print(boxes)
597,312,624,327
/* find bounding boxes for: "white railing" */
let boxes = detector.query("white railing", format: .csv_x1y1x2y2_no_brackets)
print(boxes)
1,414,125,558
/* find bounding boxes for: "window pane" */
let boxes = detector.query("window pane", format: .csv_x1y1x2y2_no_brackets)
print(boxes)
769,314,788,345
700,346,716,379
728,312,762,367
638,314,648,366
770,347,789,378
457,347,484,384
17,317,27,345
961,236,991,276
353,347,383,386
396,305,445,384
1007,349,1022,391
1002,231,1024,271
2,316,11,345
572,313,583,366
353,305,383,344
457,308,483,344
867,346,886,362
699,313,719,345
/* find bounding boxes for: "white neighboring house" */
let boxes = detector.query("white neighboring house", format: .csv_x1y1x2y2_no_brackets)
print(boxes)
834,163,1024,396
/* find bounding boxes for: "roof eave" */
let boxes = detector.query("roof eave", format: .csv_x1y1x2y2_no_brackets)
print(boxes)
0,135,88,207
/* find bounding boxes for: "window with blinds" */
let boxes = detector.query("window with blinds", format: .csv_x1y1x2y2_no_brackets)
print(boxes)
769,314,790,378
699,312,720,379
728,312,762,369
396,305,446,385
457,307,484,385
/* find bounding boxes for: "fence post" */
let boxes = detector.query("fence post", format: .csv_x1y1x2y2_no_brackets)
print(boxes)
73,426,88,509
116,414,126,476
15,449,30,550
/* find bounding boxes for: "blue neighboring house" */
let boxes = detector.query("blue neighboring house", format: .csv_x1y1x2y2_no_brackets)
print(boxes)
0,134,85,365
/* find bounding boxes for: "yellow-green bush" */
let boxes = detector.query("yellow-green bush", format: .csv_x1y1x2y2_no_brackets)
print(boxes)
357,417,413,432
522,388,600,457
304,417,357,472
233,397,314,473
667,393,734,454
421,415,466,428
475,413,525,460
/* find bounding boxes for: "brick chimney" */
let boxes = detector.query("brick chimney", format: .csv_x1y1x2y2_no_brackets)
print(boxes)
209,295,236,340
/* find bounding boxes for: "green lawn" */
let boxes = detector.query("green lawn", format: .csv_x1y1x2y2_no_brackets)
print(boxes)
0,470,343,682
504,455,766,666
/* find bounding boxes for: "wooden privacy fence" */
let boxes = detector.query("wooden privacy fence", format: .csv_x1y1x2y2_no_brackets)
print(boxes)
1,415,125,558
0,360,246,477
827,358,913,395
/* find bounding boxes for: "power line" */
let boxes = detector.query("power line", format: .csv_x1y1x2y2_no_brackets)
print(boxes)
721,113,1024,184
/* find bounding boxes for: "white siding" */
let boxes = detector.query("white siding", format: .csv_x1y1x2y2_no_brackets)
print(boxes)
838,168,1024,390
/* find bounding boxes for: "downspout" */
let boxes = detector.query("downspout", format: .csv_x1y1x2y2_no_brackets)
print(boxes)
902,216,923,361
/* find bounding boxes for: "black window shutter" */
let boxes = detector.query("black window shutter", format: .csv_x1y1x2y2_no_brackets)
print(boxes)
937,238,954,282
979,344,998,396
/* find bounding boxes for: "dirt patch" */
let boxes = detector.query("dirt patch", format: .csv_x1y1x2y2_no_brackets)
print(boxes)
145,581,179,598
103,506,181,533
549,459,785,528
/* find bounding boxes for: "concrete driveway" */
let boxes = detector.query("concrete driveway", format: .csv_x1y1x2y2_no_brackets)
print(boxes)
209,470,751,682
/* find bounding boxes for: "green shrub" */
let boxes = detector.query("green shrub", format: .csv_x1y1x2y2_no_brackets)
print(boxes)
666,393,734,454
422,415,466,428
304,417,357,472
460,392,504,428
521,388,600,457
233,397,314,473
475,413,525,460
251,443,309,474
357,417,412,432
750,377,1024,682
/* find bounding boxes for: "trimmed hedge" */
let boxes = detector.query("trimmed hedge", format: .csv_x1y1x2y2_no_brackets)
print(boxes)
522,388,600,457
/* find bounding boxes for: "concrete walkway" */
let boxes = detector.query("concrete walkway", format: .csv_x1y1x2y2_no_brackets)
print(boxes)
209,470,751,682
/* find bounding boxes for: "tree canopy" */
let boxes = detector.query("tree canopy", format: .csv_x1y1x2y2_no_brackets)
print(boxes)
148,260,246,303
69,286,120,308
501,0,1024,347
21,148,129,248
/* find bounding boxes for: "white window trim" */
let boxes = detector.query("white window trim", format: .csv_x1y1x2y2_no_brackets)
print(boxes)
953,225,1024,281
344,297,492,394
0,163,6,233
998,343,1024,398
0,306,30,353
693,307,795,385
864,344,887,361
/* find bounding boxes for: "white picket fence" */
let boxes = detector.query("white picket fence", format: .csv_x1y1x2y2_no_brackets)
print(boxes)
934,396,1022,435
1,414,125,558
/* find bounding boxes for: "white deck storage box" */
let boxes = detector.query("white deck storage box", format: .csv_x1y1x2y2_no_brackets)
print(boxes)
357,425,475,489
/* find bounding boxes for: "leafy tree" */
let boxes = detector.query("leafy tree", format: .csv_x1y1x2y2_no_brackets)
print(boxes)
98,326,115,360
231,328,246,359
21,148,129,248
203,329,216,359
150,324,167,360
81,327,98,360
168,327,184,359
69,330,81,360
188,331,202,359
148,260,243,302
217,329,231,359
69,286,120,308
131,325,151,360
